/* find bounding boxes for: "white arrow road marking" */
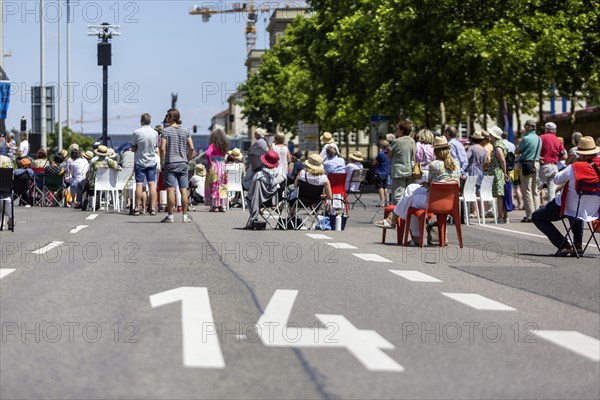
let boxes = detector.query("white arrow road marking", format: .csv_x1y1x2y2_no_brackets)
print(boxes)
390,270,442,282
326,243,358,249
442,293,516,311
0,269,16,280
69,225,89,234
306,234,333,240
32,241,64,255
150,287,225,369
352,253,393,263
256,289,404,372
86,214,98,220
533,330,600,362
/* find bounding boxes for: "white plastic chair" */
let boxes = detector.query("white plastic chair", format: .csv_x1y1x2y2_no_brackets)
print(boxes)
115,167,135,212
92,168,119,211
459,175,481,226
226,163,245,210
479,175,497,224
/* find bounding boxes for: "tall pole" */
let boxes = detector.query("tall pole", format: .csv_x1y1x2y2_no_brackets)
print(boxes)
1,0,4,68
57,1,62,151
40,0,47,150
102,64,107,145
66,0,71,129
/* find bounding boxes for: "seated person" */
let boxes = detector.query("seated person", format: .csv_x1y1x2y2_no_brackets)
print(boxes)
76,145,122,211
189,164,206,204
323,146,345,174
287,151,305,184
245,149,285,229
33,148,49,169
45,154,65,176
532,136,600,256
14,157,34,206
374,136,460,244
345,151,364,191
288,154,333,203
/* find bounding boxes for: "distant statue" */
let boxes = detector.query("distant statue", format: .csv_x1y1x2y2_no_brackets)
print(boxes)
171,93,178,109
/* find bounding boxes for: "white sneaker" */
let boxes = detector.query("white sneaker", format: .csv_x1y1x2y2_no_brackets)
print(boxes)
161,215,174,223
182,215,192,223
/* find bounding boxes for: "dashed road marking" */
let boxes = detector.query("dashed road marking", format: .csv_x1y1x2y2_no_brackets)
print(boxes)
69,225,89,234
86,214,99,220
32,241,64,255
476,224,546,238
352,254,393,263
326,243,358,249
0,269,16,280
441,293,516,311
390,270,442,282
306,234,333,240
533,330,600,362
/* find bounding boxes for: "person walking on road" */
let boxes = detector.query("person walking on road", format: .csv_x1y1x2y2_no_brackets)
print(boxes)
131,113,158,216
488,126,510,223
159,109,194,223
538,122,566,204
516,119,542,222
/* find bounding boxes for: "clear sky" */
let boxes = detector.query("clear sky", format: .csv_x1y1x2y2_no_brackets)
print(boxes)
2,0,279,135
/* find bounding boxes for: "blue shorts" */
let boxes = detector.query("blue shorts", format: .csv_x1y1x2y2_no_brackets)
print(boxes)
163,162,189,189
134,163,157,184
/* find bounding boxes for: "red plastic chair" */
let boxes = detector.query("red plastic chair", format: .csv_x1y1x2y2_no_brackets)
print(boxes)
327,173,349,215
403,182,463,248
381,204,406,244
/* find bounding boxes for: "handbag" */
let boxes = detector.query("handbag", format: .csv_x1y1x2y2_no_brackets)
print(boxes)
412,162,423,180
504,180,514,212
521,160,536,176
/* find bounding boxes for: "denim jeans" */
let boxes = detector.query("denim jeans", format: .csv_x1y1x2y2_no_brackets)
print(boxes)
532,199,582,249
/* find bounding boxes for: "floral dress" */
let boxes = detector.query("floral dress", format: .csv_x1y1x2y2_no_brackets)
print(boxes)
204,144,229,208
489,140,508,197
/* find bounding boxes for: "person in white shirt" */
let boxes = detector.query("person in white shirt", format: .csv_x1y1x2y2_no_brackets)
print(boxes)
345,151,364,191
532,136,600,256
16,131,29,158
69,149,90,207
131,113,158,215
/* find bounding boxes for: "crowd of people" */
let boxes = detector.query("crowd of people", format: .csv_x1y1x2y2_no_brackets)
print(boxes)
1,112,599,256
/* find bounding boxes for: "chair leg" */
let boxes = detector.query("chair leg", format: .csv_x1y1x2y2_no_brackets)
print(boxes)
1,199,5,231
454,211,464,248
437,213,447,248
396,218,405,244
418,214,427,247
493,198,498,224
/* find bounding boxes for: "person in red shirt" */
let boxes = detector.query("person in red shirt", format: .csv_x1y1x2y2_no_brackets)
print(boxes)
538,122,566,203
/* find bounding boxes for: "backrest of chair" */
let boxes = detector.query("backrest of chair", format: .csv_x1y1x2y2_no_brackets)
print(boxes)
12,171,30,194
479,175,494,201
44,173,64,190
351,169,368,183
297,179,324,202
578,181,600,196
94,168,114,190
227,163,243,192
427,182,460,214
327,173,347,195
463,175,478,201
115,168,134,190
0,168,14,192
32,168,45,188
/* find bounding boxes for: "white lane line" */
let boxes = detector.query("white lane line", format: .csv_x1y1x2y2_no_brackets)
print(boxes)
32,241,64,255
69,225,89,234
441,293,516,311
353,254,393,263
533,330,600,362
306,234,333,240
326,243,358,249
86,214,99,220
390,270,442,283
476,224,546,238
0,269,16,280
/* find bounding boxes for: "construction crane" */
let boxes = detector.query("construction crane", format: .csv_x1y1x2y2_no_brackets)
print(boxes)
189,1,272,54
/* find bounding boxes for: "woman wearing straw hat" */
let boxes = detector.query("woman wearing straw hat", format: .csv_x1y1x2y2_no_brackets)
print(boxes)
319,132,339,160
532,136,600,256
374,136,460,245
345,150,364,192
487,126,510,223
288,154,333,202
271,132,291,178
227,148,244,164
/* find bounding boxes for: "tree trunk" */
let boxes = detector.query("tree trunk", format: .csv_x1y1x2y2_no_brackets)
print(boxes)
439,101,446,130
496,90,504,130
468,89,477,135
570,94,577,133
482,90,488,129
538,90,544,126
513,94,521,135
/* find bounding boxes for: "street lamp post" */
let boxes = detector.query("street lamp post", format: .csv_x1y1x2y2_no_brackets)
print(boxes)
87,23,120,146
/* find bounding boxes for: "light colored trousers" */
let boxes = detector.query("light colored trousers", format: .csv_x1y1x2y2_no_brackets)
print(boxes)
520,161,540,218
393,183,428,237
391,176,416,203
538,163,558,202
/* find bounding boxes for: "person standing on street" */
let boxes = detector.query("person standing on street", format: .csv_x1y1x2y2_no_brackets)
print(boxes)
389,120,416,202
444,126,468,174
159,109,194,223
131,113,158,215
516,119,542,222
538,122,566,204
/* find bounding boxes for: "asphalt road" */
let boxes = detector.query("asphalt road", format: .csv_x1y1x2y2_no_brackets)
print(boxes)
1,196,599,399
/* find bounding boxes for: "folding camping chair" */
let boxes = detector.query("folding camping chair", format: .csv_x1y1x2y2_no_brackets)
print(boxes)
12,170,31,206
260,184,288,230
289,180,325,230
348,169,368,210
0,168,14,232
43,173,65,207
31,167,46,206
556,181,600,258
